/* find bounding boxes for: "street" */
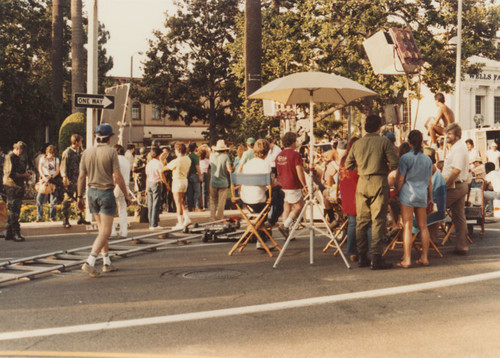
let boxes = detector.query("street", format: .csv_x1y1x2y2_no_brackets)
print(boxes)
1,211,500,357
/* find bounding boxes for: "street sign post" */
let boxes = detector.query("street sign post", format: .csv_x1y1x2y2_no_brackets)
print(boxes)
74,93,115,109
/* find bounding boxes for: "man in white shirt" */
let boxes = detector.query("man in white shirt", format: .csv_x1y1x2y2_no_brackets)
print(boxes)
486,142,500,169
442,123,470,255
111,145,131,238
483,162,500,214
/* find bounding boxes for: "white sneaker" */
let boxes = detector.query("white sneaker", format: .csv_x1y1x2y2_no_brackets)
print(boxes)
183,217,192,227
149,226,156,231
172,223,184,231
81,263,100,278
155,225,165,230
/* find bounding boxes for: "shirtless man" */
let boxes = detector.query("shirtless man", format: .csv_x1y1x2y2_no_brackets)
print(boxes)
427,93,455,145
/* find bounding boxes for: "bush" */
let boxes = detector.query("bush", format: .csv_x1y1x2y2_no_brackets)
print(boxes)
58,112,86,153
20,203,137,222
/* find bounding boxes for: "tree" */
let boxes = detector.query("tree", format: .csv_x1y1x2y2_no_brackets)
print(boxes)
51,0,64,119
139,0,242,144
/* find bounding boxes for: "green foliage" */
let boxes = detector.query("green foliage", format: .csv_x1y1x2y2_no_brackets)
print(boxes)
58,112,86,152
139,0,243,144
0,1,113,154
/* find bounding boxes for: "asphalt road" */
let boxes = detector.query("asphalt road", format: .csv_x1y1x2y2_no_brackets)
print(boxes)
1,211,500,357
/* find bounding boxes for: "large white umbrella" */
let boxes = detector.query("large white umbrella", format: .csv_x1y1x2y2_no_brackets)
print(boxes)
249,71,377,268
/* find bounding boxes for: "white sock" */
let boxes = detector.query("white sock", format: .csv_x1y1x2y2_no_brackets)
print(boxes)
183,212,190,220
284,216,294,228
102,253,111,266
87,253,98,266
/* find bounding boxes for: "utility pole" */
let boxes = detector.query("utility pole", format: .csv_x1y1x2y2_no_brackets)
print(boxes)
245,0,262,98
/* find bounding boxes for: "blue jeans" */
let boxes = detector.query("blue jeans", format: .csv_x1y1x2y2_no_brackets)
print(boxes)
187,173,201,210
36,192,58,220
483,190,500,211
346,215,372,256
87,188,116,216
202,172,209,209
147,182,162,227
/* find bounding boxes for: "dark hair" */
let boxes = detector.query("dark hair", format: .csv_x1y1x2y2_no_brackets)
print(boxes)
175,142,187,155
340,136,359,166
127,144,135,150
282,132,297,148
364,115,382,133
399,142,411,157
408,130,423,155
485,162,496,173
465,139,474,147
96,136,111,143
150,146,161,158
445,123,462,139
188,143,197,152
434,93,445,103
113,144,125,156
71,134,82,145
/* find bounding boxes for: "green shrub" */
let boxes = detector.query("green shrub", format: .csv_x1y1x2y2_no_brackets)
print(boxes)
58,112,86,152
20,203,137,222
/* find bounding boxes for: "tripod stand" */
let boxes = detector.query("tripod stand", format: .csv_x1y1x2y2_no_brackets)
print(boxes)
273,92,351,269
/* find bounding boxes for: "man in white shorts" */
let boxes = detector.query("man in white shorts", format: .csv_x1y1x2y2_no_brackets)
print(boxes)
275,132,307,238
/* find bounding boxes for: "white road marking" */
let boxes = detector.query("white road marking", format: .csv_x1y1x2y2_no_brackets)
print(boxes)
1,270,500,341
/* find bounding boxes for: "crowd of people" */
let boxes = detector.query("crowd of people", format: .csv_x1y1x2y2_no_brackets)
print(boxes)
3,104,500,276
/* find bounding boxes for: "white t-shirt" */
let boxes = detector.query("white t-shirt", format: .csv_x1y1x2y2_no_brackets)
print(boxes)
39,155,59,177
485,170,500,193
115,155,131,196
486,149,500,169
442,140,469,182
468,148,480,164
265,145,281,168
241,158,271,204
146,158,164,186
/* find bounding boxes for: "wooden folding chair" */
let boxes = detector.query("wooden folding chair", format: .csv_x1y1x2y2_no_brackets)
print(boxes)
322,218,348,256
228,173,281,257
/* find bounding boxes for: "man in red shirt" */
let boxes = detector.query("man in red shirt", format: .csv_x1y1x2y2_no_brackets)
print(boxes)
276,132,307,238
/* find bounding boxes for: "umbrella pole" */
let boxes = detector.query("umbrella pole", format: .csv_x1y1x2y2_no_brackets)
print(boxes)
308,93,315,264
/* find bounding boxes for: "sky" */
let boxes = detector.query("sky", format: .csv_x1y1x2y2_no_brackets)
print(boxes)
83,0,177,78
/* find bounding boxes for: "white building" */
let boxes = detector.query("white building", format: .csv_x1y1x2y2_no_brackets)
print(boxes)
414,56,500,135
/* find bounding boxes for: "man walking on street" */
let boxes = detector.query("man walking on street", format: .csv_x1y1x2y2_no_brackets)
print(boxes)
442,123,470,255
61,134,89,228
77,124,131,277
3,141,31,242
346,115,399,269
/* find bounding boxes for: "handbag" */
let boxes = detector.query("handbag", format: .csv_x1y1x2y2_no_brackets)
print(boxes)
35,181,55,195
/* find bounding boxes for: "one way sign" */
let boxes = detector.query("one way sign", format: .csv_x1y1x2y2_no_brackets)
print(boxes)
74,93,115,110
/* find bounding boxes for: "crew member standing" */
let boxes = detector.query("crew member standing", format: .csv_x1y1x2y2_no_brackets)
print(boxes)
442,123,470,255
3,141,30,242
61,134,89,228
77,124,131,277
346,115,399,269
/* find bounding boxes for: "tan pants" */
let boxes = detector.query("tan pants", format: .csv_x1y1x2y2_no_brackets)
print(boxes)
209,186,227,221
446,181,469,251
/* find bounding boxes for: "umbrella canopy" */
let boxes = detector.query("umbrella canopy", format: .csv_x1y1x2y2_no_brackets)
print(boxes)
248,71,377,105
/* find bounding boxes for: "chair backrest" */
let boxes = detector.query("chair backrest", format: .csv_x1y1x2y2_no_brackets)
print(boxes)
230,173,272,186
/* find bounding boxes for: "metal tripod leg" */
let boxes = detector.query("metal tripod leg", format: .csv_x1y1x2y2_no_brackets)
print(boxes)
273,194,351,269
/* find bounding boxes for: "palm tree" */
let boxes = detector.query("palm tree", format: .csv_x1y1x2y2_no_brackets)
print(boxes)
71,0,85,113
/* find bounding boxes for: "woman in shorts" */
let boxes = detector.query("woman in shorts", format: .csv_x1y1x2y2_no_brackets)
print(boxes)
163,143,192,230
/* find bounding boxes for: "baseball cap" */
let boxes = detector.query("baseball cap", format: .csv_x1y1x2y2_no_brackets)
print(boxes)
95,123,114,137
246,137,256,145
385,132,396,141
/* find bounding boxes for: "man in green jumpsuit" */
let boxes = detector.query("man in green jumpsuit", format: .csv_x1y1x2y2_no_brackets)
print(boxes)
346,115,399,269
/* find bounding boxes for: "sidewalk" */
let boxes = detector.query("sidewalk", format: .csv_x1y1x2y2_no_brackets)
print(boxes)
20,209,241,235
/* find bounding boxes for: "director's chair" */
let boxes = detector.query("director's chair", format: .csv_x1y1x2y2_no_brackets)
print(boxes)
228,173,281,258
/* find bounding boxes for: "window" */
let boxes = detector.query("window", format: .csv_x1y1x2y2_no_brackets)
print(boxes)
132,102,141,120
475,96,483,115
152,105,161,120
494,97,500,124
